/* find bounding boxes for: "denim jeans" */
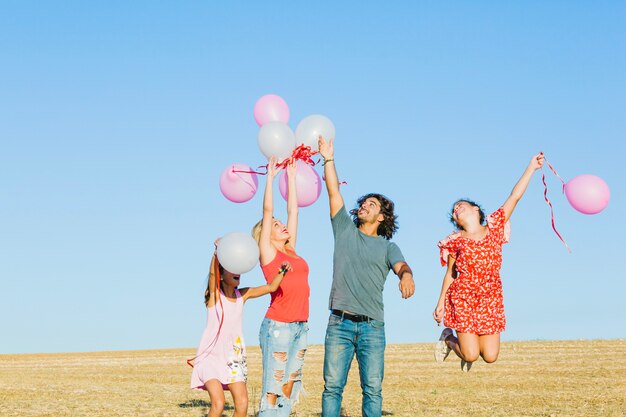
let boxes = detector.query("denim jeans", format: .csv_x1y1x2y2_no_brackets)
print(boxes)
258,318,308,417
322,313,386,417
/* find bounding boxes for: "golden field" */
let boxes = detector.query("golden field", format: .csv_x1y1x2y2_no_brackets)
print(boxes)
1,340,624,417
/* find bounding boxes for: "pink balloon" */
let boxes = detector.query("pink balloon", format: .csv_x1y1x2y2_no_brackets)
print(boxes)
254,94,290,126
564,174,610,214
219,163,259,203
278,161,322,208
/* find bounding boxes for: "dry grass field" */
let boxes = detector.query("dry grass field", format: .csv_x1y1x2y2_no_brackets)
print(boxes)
1,340,624,417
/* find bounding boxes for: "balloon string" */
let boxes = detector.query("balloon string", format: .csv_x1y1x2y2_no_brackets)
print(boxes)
230,144,321,176
541,155,571,253
230,165,269,176
545,158,566,193
225,166,262,195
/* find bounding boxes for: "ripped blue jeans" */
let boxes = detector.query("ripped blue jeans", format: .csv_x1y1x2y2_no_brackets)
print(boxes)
322,313,386,417
258,318,308,416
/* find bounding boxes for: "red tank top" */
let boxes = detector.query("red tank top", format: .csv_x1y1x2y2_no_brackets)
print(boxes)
261,248,310,322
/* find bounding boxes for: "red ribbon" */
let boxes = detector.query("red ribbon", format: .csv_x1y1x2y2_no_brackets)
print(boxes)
231,144,321,176
541,155,571,253
230,144,348,188
230,165,268,176
276,144,320,169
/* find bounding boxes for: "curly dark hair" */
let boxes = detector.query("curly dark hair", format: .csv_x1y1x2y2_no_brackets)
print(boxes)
449,199,485,231
349,193,398,240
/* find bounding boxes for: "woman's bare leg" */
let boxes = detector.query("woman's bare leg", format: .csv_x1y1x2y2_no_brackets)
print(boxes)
478,333,501,363
447,332,481,362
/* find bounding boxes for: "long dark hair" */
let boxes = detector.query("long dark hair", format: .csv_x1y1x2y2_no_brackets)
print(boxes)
189,259,225,368
204,262,225,306
449,199,485,231
349,193,398,240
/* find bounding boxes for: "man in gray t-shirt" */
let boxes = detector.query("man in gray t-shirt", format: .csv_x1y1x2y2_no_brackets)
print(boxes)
318,136,415,417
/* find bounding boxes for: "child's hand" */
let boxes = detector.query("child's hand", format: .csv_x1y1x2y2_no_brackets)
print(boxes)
529,152,545,171
278,261,293,276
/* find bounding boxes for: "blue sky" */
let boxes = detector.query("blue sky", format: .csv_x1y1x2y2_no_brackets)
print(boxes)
1,1,624,354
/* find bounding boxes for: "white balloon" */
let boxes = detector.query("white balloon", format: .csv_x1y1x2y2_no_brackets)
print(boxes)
258,122,296,160
295,114,335,150
216,232,260,275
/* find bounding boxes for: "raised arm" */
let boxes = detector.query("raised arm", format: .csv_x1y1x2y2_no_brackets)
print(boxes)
206,250,219,308
259,156,280,265
393,261,415,299
433,256,456,325
241,261,292,301
285,158,298,249
502,152,545,222
318,136,344,218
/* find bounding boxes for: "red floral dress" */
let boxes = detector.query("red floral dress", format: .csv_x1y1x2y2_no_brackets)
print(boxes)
438,207,511,335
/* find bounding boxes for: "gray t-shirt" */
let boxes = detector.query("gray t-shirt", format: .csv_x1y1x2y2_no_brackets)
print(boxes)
328,205,405,322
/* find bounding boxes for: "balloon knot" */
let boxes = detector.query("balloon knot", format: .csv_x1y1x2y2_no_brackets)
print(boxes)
277,144,320,168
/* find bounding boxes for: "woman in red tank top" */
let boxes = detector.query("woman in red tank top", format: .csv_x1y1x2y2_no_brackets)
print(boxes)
251,157,310,416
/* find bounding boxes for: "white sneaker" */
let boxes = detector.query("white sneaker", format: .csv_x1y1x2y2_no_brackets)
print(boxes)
434,328,453,362
461,359,473,372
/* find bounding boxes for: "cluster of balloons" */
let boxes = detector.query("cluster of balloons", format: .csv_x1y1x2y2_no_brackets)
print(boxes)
216,95,335,274
564,174,610,215
220,94,335,208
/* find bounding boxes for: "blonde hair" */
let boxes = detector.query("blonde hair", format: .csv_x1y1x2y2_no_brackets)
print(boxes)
252,217,290,247
251,219,263,244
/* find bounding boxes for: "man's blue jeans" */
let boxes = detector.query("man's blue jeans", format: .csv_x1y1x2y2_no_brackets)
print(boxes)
321,313,386,417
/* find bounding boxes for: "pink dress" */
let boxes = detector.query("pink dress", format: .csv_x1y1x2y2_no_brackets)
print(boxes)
190,289,247,390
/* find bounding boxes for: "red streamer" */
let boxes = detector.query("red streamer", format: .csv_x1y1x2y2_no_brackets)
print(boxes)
540,155,571,253
231,144,321,176
229,144,348,190
276,144,320,169
230,165,268,176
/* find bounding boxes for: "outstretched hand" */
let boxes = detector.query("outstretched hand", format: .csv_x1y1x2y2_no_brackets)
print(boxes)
286,157,297,178
318,135,334,161
267,156,280,179
529,152,545,171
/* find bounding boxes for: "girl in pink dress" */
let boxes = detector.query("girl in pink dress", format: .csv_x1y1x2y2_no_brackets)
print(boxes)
190,245,291,417
433,153,544,372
